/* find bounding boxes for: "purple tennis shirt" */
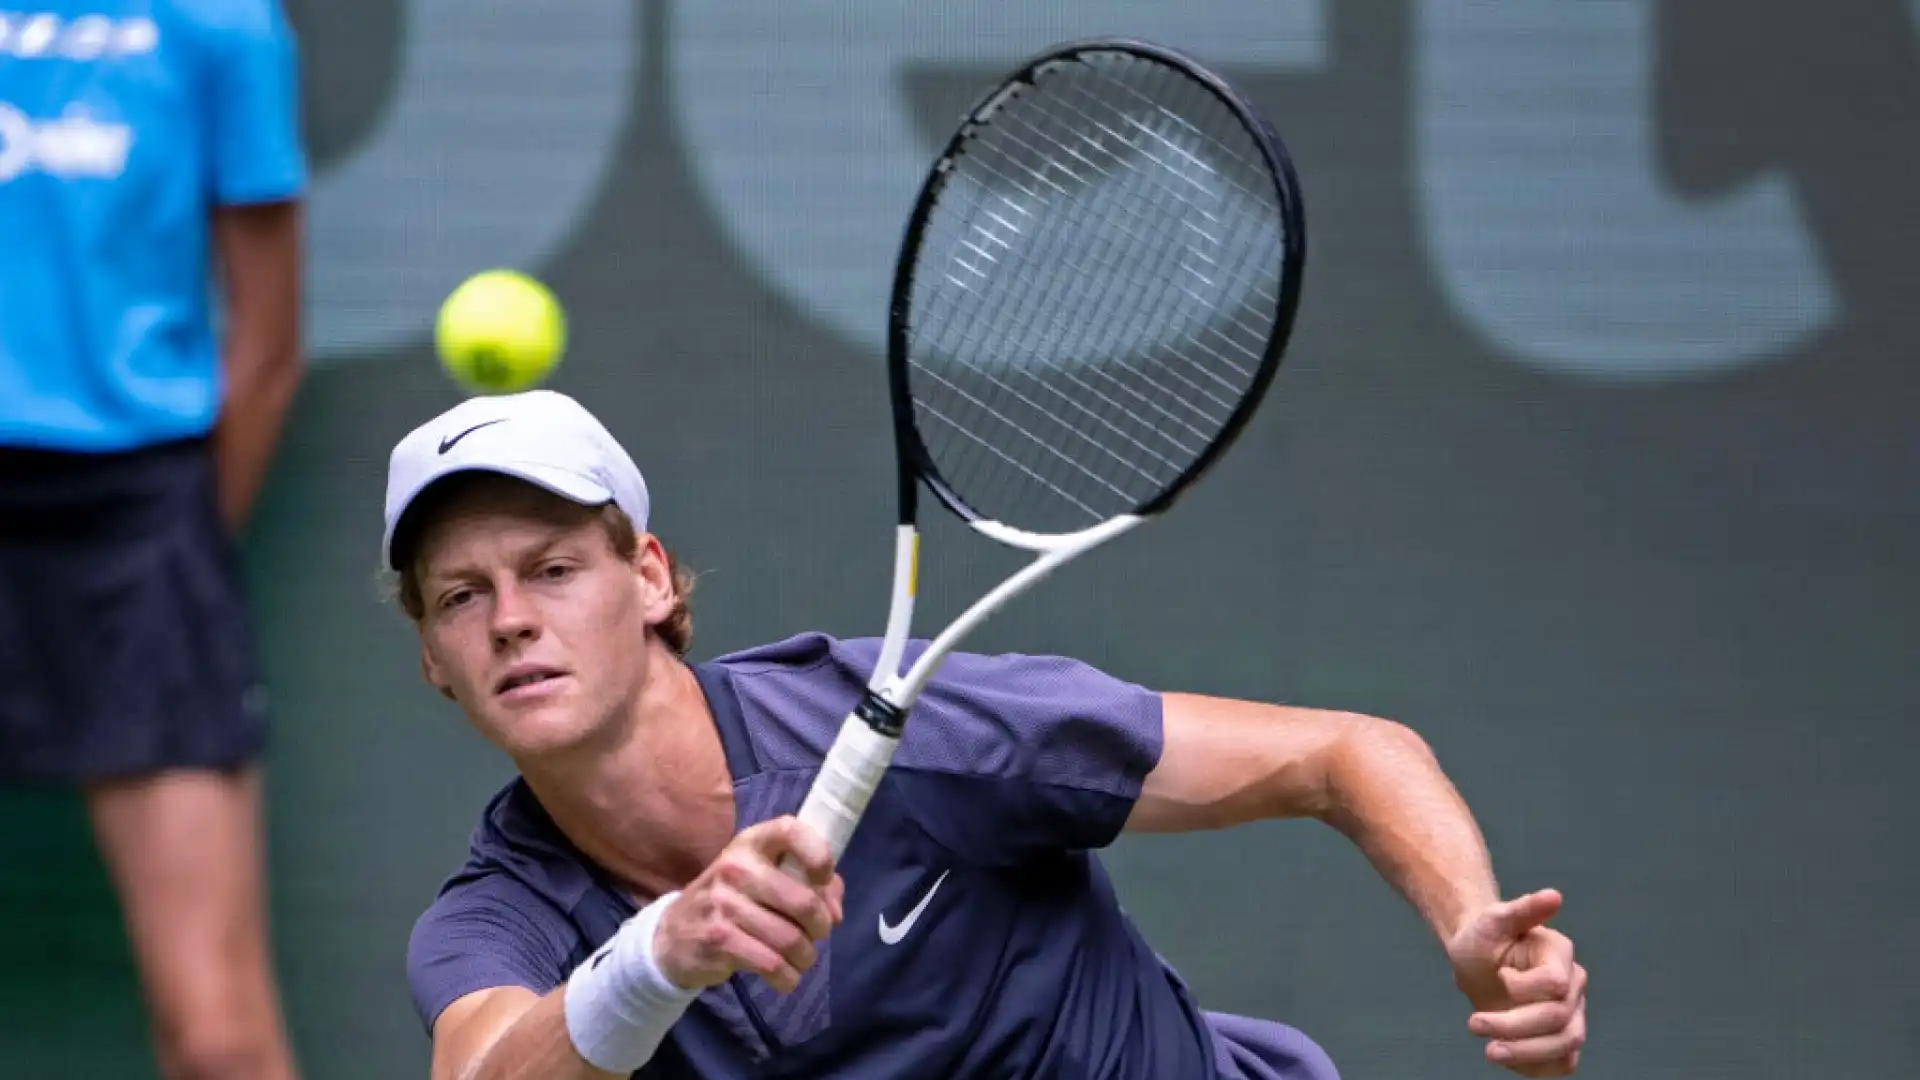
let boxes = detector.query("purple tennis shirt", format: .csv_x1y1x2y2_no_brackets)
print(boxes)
406,632,1338,1079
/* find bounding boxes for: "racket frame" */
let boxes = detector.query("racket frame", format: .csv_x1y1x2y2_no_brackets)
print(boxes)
889,36,1307,529
791,36,1307,865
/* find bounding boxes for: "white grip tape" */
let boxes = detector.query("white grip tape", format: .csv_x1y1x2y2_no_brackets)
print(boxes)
795,715,900,862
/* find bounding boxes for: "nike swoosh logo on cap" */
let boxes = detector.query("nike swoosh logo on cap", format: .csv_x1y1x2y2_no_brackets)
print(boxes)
438,418,507,454
877,869,949,945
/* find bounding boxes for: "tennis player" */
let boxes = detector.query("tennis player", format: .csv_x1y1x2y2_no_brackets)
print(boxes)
0,4,306,1079
393,391,1587,1079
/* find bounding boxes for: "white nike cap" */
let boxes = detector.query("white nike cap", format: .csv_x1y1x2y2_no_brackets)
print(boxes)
381,389,651,569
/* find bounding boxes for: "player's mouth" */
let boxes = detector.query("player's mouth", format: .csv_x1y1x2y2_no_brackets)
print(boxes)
495,664,570,700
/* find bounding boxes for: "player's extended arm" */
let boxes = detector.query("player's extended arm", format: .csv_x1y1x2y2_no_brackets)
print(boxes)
211,200,304,533
1127,693,1499,944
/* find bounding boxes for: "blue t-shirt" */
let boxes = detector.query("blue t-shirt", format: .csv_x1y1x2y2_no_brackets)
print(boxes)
406,634,1338,1080
0,1,306,453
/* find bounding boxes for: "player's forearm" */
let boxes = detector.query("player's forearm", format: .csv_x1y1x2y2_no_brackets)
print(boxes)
448,896,700,1080
447,990,622,1080
1320,720,1501,945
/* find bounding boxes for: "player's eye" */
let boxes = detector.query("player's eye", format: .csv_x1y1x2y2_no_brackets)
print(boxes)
537,562,575,582
438,587,475,612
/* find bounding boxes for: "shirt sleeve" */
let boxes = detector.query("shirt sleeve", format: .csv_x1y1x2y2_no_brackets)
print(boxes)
885,646,1166,867
406,870,582,1034
192,0,308,205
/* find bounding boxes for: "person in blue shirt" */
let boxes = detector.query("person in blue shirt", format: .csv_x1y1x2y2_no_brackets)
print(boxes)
0,4,307,1079
386,391,1590,1080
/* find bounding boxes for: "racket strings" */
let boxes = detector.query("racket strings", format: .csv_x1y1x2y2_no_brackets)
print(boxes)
1048,75,1281,370
911,81,1258,451
905,50,1287,533
988,68,1281,385
911,175,1223,464
931,62,1275,523
906,149,1219,517
916,124,1227,520
975,98,1257,412
912,351,1189,486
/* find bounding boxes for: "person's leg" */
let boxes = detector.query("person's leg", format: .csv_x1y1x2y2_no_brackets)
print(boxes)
85,765,299,1080
0,438,296,1078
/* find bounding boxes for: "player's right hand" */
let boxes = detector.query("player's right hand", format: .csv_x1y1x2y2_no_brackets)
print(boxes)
653,815,845,994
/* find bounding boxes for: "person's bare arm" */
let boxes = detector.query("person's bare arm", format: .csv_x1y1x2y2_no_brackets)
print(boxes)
1128,692,1587,1075
210,200,304,533
430,987,619,1080
428,817,845,1080
1126,692,1499,943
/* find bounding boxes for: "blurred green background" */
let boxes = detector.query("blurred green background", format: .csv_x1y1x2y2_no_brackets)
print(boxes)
3,1,1916,1077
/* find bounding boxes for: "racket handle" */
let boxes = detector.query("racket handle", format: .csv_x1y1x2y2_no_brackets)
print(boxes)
781,713,901,878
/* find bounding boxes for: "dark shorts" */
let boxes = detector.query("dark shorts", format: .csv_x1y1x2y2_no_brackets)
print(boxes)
0,437,269,782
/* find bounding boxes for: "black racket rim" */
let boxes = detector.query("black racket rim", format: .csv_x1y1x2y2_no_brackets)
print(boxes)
884,35,1309,530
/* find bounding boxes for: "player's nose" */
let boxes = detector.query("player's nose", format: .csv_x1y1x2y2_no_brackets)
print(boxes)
487,579,542,646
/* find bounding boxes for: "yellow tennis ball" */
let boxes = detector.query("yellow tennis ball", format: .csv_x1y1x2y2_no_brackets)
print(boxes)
434,270,567,394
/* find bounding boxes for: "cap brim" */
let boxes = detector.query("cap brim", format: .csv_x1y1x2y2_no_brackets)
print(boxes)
382,461,614,569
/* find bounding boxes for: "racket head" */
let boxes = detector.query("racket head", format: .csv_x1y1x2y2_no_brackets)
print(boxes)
886,37,1307,537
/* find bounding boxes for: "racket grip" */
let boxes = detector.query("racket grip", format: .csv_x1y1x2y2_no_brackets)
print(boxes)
782,713,901,877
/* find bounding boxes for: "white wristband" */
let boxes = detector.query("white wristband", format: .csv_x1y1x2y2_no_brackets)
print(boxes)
563,891,702,1074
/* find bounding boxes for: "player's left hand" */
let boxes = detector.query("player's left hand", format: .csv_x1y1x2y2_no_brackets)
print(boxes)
1445,888,1587,1076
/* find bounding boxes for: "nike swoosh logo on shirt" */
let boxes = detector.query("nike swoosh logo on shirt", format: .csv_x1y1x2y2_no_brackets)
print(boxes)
877,870,949,945
438,418,506,454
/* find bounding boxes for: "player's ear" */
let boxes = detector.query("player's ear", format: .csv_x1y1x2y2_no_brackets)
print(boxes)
419,641,456,701
630,531,678,626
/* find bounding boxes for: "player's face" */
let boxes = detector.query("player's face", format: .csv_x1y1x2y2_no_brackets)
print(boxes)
409,484,678,759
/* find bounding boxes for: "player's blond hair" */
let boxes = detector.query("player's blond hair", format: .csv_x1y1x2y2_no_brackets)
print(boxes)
391,477,696,657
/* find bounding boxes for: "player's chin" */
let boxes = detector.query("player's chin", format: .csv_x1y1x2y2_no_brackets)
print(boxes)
484,680,596,749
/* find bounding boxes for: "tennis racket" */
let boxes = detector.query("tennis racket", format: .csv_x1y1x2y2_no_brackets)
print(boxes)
791,37,1308,865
